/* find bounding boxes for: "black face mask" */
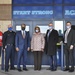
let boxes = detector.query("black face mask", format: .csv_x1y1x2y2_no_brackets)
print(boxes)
22,27,25,30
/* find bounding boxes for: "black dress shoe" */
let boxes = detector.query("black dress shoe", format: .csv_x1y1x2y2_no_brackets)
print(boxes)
38,69,41,71
34,69,38,70
50,68,57,71
52,69,57,71
63,68,69,71
17,69,22,72
10,67,16,70
46,67,51,70
69,69,74,72
23,68,28,71
5,69,8,72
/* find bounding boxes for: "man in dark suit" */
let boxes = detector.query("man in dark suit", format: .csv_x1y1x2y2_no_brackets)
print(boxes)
64,21,75,72
15,24,30,72
44,23,59,71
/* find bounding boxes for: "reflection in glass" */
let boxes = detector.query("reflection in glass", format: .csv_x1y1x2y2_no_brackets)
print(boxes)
54,21,63,36
38,26,48,33
16,25,29,31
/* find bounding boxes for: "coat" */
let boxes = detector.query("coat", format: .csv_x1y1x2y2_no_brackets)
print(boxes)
31,33,45,51
64,29,75,47
44,29,59,55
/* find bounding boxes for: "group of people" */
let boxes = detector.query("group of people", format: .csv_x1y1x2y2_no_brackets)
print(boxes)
1,21,75,72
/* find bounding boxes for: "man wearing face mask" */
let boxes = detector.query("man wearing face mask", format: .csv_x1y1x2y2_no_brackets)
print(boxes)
44,23,59,71
3,24,16,72
64,21,75,72
15,24,30,72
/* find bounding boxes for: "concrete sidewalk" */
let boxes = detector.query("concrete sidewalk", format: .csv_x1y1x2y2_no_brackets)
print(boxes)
0,67,75,75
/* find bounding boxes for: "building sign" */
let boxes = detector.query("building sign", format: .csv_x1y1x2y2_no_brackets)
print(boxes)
13,6,53,19
64,6,75,18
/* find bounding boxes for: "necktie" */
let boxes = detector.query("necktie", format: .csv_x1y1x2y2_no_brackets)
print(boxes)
22,31,25,38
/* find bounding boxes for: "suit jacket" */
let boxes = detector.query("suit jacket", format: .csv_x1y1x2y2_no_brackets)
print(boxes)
64,29,75,47
44,29,59,55
15,31,30,50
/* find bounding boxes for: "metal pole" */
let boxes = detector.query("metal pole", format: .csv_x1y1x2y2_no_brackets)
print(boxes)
61,43,64,70
1,50,4,70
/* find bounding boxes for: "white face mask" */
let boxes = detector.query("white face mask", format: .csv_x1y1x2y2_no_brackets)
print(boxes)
35,30,39,33
49,26,53,29
67,26,71,29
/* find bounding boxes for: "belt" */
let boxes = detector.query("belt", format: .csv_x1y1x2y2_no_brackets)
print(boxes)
64,43,67,44
7,44,13,46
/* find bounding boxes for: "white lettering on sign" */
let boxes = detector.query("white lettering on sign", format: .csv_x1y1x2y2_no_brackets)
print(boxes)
13,10,53,15
65,10,75,15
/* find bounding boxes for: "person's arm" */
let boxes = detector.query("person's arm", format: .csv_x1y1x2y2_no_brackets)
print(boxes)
41,34,45,52
72,30,75,45
2,32,7,50
27,31,31,51
70,30,75,50
55,30,59,44
31,35,34,51
15,32,19,51
44,30,48,53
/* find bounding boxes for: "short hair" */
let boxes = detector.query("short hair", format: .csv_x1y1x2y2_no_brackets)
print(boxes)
66,21,71,24
21,24,26,26
49,22,53,25
34,26,40,32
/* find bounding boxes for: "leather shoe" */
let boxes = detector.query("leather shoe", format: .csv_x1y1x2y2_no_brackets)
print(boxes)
46,67,51,70
5,69,8,72
23,68,28,71
17,69,22,72
10,67,16,70
51,68,57,71
63,68,69,71
69,69,74,72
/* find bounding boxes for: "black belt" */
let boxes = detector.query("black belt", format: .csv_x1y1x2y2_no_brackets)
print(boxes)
7,44,13,46
64,43,67,44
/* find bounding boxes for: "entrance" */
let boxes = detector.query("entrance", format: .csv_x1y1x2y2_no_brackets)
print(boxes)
13,20,64,65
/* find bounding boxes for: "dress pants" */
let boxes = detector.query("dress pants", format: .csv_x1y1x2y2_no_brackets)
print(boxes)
49,54,57,70
33,51,42,70
5,45,15,70
65,44,74,69
17,49,27,69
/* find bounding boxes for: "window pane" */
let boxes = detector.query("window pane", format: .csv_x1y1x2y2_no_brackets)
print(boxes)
16,25,29,31
38,26,48,33
54,21,63,36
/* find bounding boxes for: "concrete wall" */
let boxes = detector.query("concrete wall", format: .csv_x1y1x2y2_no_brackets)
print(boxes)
0,0,12,4
0,0,12,32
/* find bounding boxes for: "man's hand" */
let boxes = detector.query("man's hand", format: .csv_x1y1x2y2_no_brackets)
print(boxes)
60,41,63,45
41,48,44,52
31,49,33,52
27,47,30,51
16,47,19,51
70,45,74,50
3,49,5,51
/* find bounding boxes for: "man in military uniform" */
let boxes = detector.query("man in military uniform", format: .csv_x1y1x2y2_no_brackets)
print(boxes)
3,24,16,72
